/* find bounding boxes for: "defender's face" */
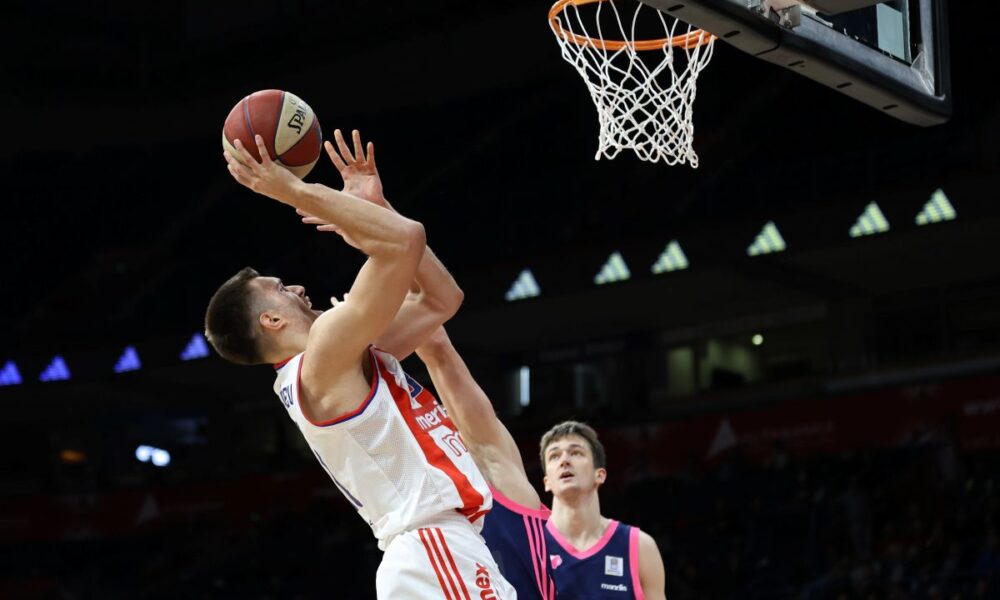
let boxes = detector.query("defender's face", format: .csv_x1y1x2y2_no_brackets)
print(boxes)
543,434,604,496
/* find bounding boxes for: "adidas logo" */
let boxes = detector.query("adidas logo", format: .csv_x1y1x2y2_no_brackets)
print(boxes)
39,355,71,382
594,252,631,285
651,240,689,274
0,361,22,386
849,202,890,238
747,221,786,256
180,333,210,361
916,188,956,225
114,346,142,373
505,269,541,301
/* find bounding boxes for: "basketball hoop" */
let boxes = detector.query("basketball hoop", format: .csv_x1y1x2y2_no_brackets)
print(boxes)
549,0,715,167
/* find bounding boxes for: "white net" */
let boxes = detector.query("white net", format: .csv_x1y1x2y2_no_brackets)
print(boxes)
549,0,715,167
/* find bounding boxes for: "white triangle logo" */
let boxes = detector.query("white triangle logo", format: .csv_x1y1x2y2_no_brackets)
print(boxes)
594,252,631,285
915,188,956,225
651,240,689,274
505,269,541,301
707,418,738,458
746,221,786,256
849,202,890,238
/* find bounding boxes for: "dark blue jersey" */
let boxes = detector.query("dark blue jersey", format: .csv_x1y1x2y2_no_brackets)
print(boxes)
480,486,555,600
544,519,644,599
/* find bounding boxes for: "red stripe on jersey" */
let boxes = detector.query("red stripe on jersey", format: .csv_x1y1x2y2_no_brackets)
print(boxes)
434,527,472,600
298,350,379,427
466,509,489,524
419,528,455,600
376,354,486,521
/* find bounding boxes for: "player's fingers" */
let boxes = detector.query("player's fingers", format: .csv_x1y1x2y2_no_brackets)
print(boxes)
334,129,355,164
324,141,347,172
352,130,364,164
316,225,338,232
232,138,259,170
254,135,272,166
225,155,251,178
366,142,376,167
227,161,254,187
329,296,341,307
301,216,326,225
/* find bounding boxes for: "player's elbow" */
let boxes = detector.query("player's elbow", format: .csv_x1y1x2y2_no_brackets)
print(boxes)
400,220,426,258
441,285,464,319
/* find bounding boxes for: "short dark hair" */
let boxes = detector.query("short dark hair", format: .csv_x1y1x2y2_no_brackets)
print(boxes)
539,421,606,471
204,267,264,365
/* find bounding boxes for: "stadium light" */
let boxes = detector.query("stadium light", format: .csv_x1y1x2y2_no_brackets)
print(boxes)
39,355,71,382
651,241,689,274
180,333,210,361
505,269,541,301
747,222,786,256
518,366,530,407
0,361,22,386
594,252,631,285
114,346,142,373
136,444,171,467
916,188,956,225
849,202,890,238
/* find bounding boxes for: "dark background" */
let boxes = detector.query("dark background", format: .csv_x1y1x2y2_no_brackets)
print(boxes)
1,1,999,598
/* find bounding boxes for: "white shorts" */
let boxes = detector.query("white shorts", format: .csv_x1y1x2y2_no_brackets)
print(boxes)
377,518,517,600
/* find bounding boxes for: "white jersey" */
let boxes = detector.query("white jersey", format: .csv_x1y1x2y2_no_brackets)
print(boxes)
273,347,492,550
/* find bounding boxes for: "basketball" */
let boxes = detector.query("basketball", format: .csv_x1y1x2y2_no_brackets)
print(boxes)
222,89,322,179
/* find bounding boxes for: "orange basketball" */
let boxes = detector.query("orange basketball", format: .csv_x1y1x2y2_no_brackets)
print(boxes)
222,89,322,179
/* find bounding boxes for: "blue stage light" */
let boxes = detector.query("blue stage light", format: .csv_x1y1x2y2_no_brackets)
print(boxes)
114,346,142,373
0,361,22,386
180,333,210,361
39,355,71,382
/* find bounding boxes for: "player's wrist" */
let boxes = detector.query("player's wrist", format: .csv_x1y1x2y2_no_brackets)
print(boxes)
288,180,320,206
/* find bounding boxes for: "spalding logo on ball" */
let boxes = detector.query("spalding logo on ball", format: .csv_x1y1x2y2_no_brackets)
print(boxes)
222,89,323,179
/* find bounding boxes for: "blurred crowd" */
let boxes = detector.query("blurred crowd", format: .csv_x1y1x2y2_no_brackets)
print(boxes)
4,434,998,600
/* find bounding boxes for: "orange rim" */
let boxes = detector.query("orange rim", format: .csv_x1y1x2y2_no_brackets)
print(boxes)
549,0,715,51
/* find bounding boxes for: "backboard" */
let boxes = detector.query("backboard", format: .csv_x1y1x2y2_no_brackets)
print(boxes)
639,0,951,125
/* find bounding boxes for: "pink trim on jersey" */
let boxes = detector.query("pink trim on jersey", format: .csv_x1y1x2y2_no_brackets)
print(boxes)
485,485,556,598
630,526,645,600
522,508,555,600
488,484,551,520
298,350,380,427
545,519,620,560
379,353,486,522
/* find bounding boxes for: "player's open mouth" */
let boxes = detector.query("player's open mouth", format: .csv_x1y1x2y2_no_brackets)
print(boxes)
560,472,574,480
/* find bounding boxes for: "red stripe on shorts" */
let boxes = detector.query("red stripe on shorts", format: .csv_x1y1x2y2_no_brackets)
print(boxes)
426,527,465,600
434,527,472,600
419,528,455,600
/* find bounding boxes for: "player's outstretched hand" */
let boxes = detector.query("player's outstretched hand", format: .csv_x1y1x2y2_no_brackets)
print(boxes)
224,135,302,204
325,129,386,206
